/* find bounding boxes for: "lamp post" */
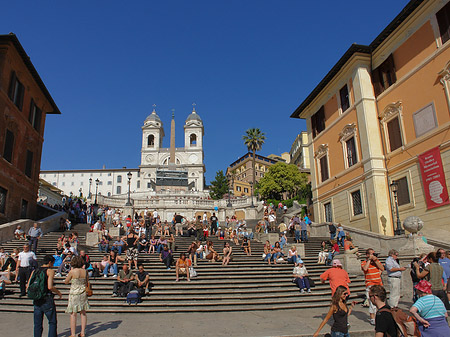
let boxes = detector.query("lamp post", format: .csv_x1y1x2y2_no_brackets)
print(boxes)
88,178,92,199
249,181,255,208
94,178,99,206
390,181,404,236
126,172,132,206
79,188,82,198
226,174,232,207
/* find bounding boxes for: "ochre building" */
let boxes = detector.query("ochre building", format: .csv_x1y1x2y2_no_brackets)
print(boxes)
291,0,450,238
0,34,60,224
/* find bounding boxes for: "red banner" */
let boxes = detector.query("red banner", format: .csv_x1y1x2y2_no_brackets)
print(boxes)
418,147,450,210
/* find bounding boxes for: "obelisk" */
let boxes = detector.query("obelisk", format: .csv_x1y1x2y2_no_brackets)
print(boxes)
169,109,175,164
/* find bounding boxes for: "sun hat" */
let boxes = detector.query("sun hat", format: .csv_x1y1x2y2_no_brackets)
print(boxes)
415,280,432,294
332,259,343,267
297,259,304,264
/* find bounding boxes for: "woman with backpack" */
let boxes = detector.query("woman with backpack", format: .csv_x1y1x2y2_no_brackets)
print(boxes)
410,280,450,337
64,256,90,337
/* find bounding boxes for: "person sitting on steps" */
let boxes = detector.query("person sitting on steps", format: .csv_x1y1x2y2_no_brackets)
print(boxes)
175,253,190,282
112,264,135,297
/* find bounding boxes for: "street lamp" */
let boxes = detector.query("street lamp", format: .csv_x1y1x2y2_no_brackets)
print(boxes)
88,178,92,199
126,171,132,206
79,188,82,197
390,181,405,236
94,178,99,205
226,174,232,207
249,181,255,208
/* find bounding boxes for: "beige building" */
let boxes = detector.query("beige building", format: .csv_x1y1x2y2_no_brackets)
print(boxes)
290,132,310,172
226,153,277,196
291,0,450,239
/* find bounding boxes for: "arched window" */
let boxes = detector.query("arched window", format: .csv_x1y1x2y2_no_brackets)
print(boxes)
117,175,122,183
147,135,154,147
116,186,121,194
190,134,197,146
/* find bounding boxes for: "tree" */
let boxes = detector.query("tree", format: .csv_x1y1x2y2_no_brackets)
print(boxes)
209,170,229,200
257,162,309,200
242,128,266,189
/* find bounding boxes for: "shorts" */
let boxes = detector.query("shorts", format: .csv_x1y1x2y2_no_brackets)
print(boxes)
175,223,183,230
126,247,138,261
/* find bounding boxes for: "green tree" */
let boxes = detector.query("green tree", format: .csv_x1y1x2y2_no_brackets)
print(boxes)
209,170,229,200
242,128,266,188
257,162,309,200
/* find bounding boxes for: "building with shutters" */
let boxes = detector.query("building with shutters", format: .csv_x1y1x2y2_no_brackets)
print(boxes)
291,0,450,238
0,34,61,224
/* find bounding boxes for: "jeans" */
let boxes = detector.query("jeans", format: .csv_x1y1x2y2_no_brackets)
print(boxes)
34,295,57,337
103,263,118,276
288,255,301,264
113,246,123,255
87,215,92,224
330,232,336,240
29,237,39,253
99,244,109,253
295,230,300,242
264,253,272,262
156,244,164,254
162,255,173,268
294,277,310,290
331,332,349,337
19,266,32,295
271,252,281,261
301,230,308,242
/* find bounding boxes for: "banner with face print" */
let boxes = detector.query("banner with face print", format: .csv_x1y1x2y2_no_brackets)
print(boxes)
418,147,450,210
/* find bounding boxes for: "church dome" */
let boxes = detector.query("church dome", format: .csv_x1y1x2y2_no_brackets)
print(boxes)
185,110,202,124
145,110,162,125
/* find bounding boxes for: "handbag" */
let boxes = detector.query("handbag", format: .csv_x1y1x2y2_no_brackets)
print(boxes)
307,276,315,288
85,281,93,297
189,266,197,278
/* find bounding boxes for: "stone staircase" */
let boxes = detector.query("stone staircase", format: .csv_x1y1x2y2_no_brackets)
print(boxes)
0,224,367,313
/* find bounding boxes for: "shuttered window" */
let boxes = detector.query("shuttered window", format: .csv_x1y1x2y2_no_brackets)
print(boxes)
117,186,122,194
339,84,350,112
20,199,28,218
8,72,25,111
320,155,329,182
324,202,333,222
3,129,15,163
311,106,325,138
387,117,403,151
394,177,410,206
351,190,363,216
346,137,357,167
372,55,397,96
437,2,450,44
29,100,42,132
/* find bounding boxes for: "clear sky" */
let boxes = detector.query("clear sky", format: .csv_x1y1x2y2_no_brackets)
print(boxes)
2,0,409,184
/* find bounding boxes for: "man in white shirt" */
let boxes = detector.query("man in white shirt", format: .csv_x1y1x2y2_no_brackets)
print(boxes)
16,244,36,296
385,249,406,308
153,210,158,219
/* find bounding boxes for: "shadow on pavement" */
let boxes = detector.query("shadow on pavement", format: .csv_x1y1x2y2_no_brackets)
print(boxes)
58,320,122,337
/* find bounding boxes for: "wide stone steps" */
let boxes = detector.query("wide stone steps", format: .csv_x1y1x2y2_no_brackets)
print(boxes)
0,224,367,313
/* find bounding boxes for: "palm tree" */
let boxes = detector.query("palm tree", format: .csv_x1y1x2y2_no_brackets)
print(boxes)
242,128,266,190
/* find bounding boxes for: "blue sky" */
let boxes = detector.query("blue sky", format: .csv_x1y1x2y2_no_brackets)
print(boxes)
2,0,409,184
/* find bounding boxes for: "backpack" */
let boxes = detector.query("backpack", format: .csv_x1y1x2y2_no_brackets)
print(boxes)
27,269,47,300
379,307,421,337
126,290,141,305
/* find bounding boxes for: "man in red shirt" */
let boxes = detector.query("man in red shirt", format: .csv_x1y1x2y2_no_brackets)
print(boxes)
320,259,351,295
361,248,384,325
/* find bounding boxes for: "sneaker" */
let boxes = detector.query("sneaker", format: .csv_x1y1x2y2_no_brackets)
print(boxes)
167,267,171,270
103,275,107,278
369,318,375,325
112,293,118,297
55,273,61,277
300,289,305,293
112,275,117,278
307,289,311,293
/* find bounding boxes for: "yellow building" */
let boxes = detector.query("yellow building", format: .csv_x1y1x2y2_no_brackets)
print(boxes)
226,153,277,196
291,0,450,238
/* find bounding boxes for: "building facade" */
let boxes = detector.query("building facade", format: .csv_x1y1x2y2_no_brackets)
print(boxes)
291,0,450,238
290,131,310,172
226,153,277,196
0,34,60,224
40,108,206,199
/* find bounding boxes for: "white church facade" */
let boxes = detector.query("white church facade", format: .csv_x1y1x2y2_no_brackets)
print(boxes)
40,108,206,199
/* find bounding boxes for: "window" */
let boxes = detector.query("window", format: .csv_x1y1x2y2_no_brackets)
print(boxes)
147,135,154,147
107,181,112,185
244,188,249,193
372,54,397,96
319,155,329,182
0,186,7,214
71,182,74,186
25,150,33,178
147,182,151,188
137,172,140,178
351,190,363,216
8,72,24,110
324,202,333,222
311,106,325,138
107,192,111,196
20,199,28,218
98,181,103,185
29,100,42,132
339,84,350,112
116,186,122,194
236,186,241,192
62,182,65,186
437,2,450,44
3,129,14,163
345,137,357,167
387,116,403,151
108,173,111,176
52,182,56,186
80,182,83,186
137,181,140,188
393,177,410,206
117,175,122,183
190,134,197,146
81,173,84,177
